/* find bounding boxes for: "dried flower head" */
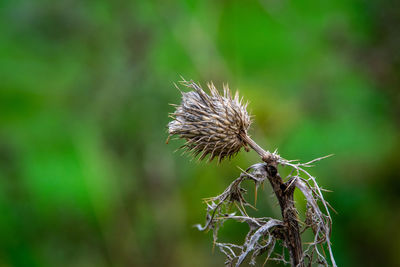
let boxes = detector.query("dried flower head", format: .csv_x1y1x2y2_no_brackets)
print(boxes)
167,80,252,162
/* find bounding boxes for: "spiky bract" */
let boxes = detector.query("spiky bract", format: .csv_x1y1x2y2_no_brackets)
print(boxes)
168,80,251,162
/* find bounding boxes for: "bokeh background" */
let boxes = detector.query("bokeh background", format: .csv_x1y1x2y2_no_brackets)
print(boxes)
1,0,399,266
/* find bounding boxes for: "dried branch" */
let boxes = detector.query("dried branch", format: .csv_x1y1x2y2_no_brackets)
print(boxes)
196,155,337,267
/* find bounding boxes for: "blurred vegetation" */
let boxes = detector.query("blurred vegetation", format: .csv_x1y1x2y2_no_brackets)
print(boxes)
0,0,399,266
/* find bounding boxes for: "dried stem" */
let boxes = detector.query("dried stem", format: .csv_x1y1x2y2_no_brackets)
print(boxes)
196,140,336,267
239,132,273,162
265,162,304,267
241,133,304,266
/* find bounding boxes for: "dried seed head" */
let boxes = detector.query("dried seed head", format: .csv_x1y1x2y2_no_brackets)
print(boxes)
167,80,252,162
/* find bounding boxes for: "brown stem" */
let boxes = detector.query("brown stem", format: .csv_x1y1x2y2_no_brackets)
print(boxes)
265,162,304,267
240,132,273,162
241,132,304,266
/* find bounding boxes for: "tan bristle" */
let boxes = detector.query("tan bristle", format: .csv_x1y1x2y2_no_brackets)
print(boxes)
167,79,251,163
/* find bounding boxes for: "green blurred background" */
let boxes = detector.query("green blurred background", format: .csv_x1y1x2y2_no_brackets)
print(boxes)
1,0,399,266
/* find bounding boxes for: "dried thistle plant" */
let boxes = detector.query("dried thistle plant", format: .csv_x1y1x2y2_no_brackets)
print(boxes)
167,80,251,162
167,79,337,267
167,79,275,163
